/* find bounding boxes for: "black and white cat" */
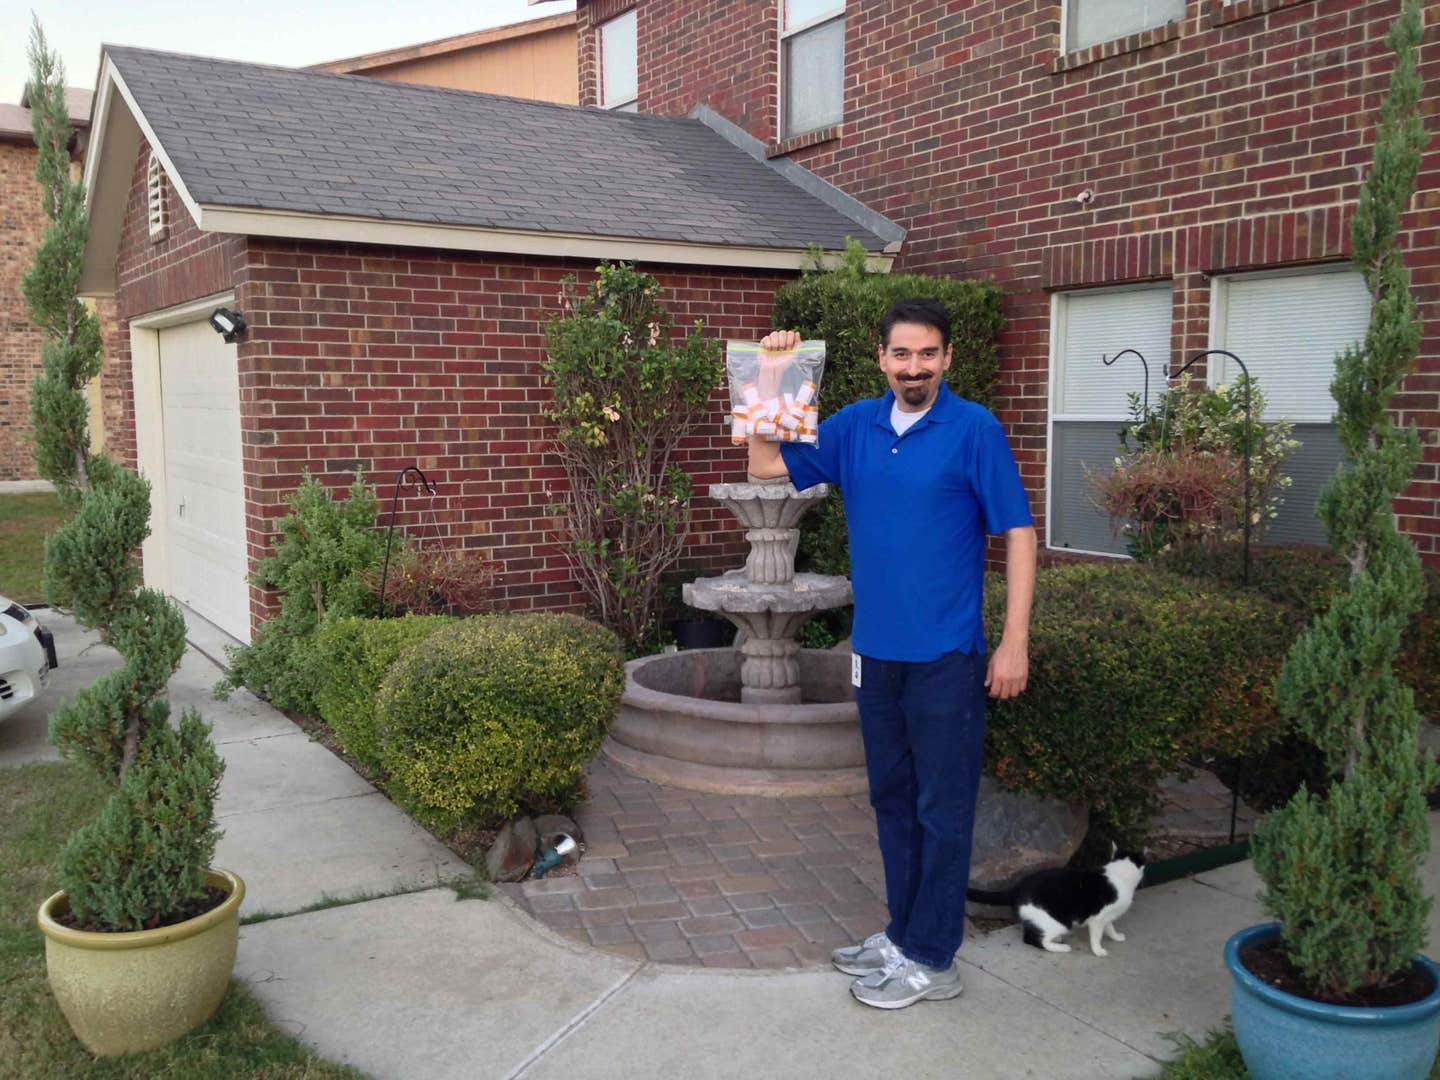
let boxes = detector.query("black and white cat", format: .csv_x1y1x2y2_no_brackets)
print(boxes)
966,846,1146,957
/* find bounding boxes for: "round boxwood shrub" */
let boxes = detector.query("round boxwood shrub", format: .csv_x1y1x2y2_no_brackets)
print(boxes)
313,614,456,770
374,613,625,829
983,562,1293,842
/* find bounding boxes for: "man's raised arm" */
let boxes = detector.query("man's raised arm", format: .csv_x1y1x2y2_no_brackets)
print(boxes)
746,330,801,480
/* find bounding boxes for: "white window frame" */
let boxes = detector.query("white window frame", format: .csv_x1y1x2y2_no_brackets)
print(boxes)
1046,283,1174,558
1207,264,1365,423
599,9,638,112
146,152,166,237
778,1,845,141
1060,0,1184,55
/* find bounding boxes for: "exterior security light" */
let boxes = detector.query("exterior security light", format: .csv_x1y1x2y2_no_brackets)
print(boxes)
209,307,246,343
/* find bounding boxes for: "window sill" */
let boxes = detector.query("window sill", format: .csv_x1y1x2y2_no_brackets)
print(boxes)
1051,19,1181,75
1208,0,1313,28
767,124,842,158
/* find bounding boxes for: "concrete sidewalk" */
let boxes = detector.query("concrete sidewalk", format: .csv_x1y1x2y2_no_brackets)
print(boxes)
11,613,1438,1079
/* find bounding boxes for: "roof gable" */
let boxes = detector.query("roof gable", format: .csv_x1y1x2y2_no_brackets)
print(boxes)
80,46,902,295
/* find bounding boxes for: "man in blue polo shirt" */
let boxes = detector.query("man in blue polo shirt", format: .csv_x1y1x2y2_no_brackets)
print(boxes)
750,297,1036,1010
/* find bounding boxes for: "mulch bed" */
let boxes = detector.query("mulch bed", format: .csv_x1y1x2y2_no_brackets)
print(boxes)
1241,940,1434,1008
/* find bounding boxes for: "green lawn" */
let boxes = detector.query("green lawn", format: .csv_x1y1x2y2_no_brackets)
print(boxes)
0,760,362,1078
0,492,66,604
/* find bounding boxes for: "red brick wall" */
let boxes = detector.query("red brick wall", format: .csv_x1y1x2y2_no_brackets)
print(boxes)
577,0,1440,564
110,141,793,628
234,242,788,619
0,141,44,480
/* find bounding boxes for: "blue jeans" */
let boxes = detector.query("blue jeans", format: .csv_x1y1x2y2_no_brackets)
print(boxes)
854,649,987,969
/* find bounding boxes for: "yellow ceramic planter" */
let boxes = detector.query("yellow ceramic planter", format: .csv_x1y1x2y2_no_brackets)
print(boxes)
37,868,244,1057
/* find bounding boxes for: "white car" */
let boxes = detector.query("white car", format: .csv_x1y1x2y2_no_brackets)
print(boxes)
0,595,56,722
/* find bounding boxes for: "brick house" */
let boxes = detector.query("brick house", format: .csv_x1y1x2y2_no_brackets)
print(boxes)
0,88,115,482
557,0,1440,563
78,46,901,643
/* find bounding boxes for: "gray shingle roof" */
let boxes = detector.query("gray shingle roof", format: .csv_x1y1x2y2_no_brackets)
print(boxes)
105,46,897,252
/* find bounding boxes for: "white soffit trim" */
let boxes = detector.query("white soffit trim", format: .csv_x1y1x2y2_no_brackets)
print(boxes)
197,205,896,272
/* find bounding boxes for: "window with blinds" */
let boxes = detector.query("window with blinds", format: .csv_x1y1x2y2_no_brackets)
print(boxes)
601,9,638,112
1065,0,1184,52
146,153,166,237
781,0,844,139
1210,268,1372,545
1049,286,1173,555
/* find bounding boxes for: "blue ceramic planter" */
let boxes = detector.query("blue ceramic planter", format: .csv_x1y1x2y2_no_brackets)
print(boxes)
1226,924,1440,1080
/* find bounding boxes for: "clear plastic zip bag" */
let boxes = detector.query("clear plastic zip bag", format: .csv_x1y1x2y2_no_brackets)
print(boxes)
725,340,826,446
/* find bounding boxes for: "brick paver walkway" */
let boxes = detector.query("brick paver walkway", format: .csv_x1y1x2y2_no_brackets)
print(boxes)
498,757,1255,969
498,757,889,969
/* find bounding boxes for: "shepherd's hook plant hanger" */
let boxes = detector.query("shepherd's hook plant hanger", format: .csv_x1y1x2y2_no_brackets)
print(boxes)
379,465,438,619
1107,347,1254,843
1102,348,1150,417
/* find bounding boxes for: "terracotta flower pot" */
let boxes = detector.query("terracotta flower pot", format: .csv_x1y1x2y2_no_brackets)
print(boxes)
37,868,245,1056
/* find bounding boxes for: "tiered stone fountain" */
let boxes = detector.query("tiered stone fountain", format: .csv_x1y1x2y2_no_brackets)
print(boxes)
603,478,866,795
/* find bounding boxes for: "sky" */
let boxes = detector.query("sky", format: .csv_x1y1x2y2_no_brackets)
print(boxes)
0,0,577,102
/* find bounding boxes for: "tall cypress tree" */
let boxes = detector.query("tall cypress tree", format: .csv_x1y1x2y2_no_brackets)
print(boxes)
22,19,102,500
24,21,223,934
1251,0,1436,998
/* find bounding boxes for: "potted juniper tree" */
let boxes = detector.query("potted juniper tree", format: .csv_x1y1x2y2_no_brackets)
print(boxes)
23,24,238,1056
1226,5,1440,1078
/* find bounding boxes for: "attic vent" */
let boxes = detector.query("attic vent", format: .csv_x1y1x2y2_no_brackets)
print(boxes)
146,154,166,237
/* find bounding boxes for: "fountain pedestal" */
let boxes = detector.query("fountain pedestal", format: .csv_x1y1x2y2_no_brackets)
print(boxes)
684,481,852,705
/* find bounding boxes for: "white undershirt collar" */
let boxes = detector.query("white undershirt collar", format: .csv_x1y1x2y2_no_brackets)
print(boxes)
890,400,931,435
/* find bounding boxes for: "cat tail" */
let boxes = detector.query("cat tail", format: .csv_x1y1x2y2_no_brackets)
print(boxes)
965,886,1015,905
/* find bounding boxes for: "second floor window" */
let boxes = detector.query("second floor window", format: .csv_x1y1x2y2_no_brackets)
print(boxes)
1066,0,1184,52
782,0,844,140
601,9,638,111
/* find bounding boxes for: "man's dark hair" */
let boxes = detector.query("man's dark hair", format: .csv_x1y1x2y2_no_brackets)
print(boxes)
880,297,951,351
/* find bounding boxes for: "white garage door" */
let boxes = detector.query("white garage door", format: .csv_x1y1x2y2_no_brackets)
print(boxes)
158,320,250,642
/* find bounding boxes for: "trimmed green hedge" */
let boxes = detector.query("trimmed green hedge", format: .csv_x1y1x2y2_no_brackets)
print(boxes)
983,562,1293,841
1153,542,1439,721
375,614,625,829
1152,543,1440,811
771,252,1004,578
313,615,456,770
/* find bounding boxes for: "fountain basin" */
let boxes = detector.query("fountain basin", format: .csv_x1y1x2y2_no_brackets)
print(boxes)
605,647,866,796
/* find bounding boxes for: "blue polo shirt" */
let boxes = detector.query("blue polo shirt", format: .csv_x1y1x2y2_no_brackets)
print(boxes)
779,383,1032,662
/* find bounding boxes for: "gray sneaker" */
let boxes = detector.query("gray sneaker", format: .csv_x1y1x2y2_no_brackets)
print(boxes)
850,956,964,1009
831,931,900,976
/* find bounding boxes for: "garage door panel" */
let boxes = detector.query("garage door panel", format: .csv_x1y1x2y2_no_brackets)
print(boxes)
158,320,250,643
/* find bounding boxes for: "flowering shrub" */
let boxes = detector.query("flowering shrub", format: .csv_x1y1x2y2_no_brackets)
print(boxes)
1093,373,1298,561
542,263,722,648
